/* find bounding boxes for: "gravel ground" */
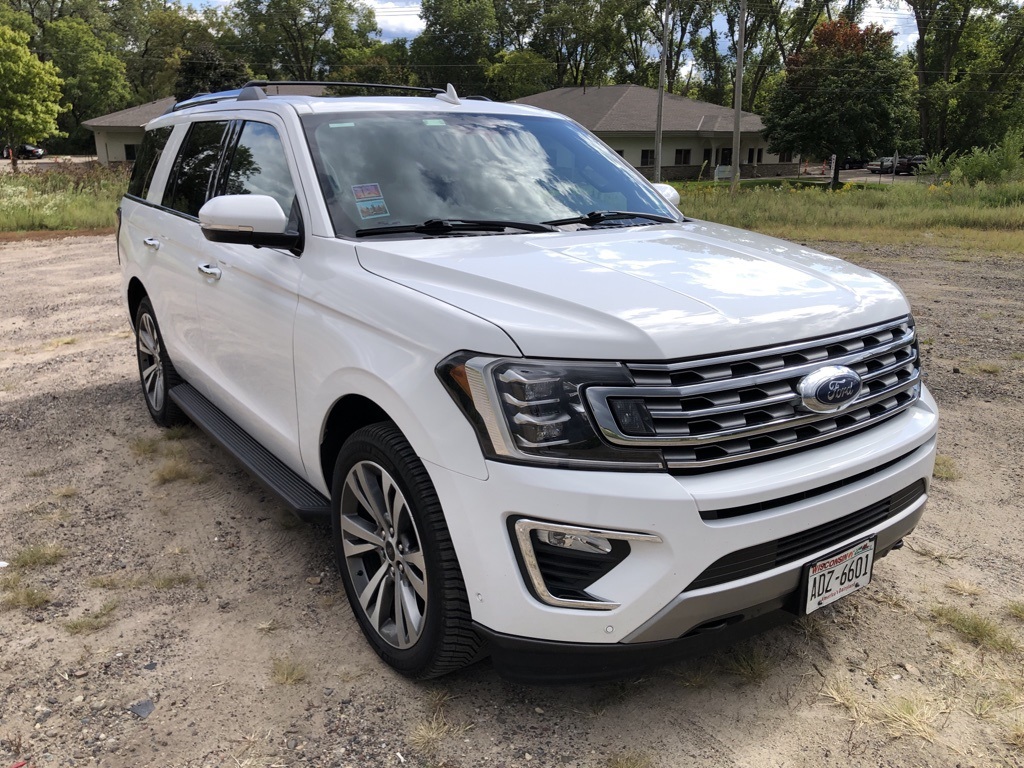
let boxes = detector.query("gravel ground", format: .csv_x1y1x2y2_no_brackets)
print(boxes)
1,235,1022,768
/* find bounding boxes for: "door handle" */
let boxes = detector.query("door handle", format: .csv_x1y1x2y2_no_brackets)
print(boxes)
143,237,161,250
197,264,222,280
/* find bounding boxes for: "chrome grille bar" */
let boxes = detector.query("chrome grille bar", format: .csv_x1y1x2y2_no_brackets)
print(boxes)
585,317,920,468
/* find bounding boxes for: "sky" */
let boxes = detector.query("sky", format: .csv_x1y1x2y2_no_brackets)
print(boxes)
362,0,920,51
367,0,424,40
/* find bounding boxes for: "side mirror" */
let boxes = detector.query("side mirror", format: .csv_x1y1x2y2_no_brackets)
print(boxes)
199,195,301,250
652,182,680,207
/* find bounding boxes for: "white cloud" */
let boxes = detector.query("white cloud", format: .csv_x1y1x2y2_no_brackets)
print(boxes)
862,1,919,52
368,0,424,40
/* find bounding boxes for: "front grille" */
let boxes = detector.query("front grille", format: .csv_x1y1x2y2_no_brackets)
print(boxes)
586,317,920,468
684,480,926,591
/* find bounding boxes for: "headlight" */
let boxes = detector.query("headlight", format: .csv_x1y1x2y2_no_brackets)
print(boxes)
437,353,663,469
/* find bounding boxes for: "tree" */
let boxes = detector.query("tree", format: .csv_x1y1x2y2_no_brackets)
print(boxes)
230,0,378,80
0,24,64,172
484,49,554,100
410,0,496,91
40,18,131,152
762,19,916,187
174,41,252,101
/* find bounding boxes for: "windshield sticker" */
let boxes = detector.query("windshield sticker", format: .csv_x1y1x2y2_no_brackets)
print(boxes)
356,198,390,220
329,122,355,128
423,118,446,126
352,183,383,201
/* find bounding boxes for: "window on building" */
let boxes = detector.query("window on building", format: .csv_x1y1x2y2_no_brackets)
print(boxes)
747,148,755,164
125,144,138,162
778,150,794,163
675,148,691,165
641,149,656,166
703,148,712,165
757,148,763,163
720,148,732,166
614,149,624,157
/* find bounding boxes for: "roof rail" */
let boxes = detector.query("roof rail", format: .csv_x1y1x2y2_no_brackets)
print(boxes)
241,80,444,96
168,89,244,113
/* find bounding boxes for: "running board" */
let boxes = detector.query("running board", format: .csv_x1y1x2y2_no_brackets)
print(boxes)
169,383,331,522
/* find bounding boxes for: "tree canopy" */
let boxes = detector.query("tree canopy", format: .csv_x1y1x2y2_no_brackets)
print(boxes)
762,19,916,186
0,24,64,168
0,0,1021,160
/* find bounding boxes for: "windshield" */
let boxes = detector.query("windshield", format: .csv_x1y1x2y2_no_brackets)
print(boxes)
301,111,681,237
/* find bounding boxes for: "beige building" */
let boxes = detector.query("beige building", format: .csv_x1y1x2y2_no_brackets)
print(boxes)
82,98,175,166
516,84,798,180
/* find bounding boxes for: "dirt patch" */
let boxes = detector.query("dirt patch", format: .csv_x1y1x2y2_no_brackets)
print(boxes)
1,235,1022,768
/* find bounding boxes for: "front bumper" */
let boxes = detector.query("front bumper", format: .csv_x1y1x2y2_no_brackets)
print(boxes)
424,392,937,671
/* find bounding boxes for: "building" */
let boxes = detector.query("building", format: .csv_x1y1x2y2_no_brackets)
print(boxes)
82,98,175,166
515,84,797,180
82,85,327,166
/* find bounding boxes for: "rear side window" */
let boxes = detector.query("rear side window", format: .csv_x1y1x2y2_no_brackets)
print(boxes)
126,126,172,200
162,121,229,217
222,122,297,217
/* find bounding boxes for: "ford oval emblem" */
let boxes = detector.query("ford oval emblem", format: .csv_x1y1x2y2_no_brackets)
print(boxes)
796,365,863,413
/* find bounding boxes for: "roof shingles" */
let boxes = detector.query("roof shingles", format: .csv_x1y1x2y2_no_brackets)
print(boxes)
516,85,763,134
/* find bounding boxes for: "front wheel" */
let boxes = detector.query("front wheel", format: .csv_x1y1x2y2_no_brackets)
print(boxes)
134,297,186,427
332,423,483,678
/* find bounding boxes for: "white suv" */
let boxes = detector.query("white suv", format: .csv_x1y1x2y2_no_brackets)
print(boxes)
118,82,937,682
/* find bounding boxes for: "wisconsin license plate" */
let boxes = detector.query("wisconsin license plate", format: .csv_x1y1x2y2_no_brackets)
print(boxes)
803,537,875,614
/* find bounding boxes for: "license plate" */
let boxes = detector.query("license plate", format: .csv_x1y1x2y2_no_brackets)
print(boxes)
803,537,875,614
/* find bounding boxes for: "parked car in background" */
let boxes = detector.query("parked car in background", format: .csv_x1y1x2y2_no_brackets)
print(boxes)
2,144,46,160
867,157,895,174
899,155,927,174
840,157,867,170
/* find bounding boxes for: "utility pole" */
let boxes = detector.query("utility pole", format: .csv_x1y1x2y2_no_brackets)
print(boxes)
730,0,747,194
654,0,671,183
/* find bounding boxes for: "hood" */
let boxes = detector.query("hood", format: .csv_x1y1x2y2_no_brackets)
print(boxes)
355,221,910,360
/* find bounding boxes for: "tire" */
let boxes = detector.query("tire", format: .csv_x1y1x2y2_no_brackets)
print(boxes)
332,422,484,678
134,297,187,427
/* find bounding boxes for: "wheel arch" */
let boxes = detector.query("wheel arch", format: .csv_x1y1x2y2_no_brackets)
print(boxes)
319,394,392,492
126,277,148,330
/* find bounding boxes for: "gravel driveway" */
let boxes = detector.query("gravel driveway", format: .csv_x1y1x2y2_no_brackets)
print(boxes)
1,235,1022,768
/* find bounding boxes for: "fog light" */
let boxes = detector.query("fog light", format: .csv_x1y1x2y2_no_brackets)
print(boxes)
512,519,662,610
536,529,613,554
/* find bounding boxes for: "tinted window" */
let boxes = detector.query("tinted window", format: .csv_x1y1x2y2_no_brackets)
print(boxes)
163,121,228,217
222,122,296,216
127,127,172,200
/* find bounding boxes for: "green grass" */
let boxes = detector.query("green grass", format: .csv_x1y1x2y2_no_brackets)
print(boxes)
671,180,1024,253
0,163,129,232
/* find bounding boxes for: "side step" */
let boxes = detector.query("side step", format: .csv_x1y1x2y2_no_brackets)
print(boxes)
169,383,331,522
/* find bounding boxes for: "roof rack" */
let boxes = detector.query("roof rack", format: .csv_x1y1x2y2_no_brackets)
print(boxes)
242,80,444,96
167,89,245,113
167,81,483,114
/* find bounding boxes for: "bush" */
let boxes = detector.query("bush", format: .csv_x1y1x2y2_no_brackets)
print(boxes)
945,128,1024,186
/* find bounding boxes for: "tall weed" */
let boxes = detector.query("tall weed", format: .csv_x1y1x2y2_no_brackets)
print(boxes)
0,162,129,231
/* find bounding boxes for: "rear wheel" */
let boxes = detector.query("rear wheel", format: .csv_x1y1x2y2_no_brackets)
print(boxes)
134,297,186,427
332,422,483,678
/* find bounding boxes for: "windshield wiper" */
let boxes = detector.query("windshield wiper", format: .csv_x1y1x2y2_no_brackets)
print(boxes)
355,219,558,237
543,210,678,227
